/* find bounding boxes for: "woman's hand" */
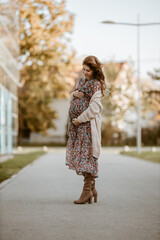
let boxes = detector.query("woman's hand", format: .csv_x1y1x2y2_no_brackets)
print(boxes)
73,90,84,98
72,118,80,126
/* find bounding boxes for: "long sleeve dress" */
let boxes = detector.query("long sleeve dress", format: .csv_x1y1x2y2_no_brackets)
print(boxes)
65,77,101,178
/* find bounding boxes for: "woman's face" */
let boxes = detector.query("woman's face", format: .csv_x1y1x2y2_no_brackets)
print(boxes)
82,64,93,79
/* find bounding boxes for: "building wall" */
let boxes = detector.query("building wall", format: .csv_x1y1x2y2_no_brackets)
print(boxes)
30,98,70,144
0,1,19,155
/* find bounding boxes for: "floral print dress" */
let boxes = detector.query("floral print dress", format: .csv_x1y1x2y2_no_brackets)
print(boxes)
65,77,101,178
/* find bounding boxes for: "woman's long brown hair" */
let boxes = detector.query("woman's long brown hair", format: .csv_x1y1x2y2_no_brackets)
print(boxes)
82,55,107,97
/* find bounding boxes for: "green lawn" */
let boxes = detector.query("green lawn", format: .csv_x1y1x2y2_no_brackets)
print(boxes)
120,151,160,163
0,151,45,184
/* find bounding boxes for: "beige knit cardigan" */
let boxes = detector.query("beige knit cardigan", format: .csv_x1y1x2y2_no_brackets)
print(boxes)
69,90,103,158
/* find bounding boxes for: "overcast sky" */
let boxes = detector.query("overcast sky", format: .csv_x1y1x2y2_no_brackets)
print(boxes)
66,0,160,78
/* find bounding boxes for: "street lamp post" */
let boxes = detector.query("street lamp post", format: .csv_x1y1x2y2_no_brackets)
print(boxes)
101,16,160,153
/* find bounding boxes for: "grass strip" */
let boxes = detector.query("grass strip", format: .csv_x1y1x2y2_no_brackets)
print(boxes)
120,151,160,164
0,151,45,183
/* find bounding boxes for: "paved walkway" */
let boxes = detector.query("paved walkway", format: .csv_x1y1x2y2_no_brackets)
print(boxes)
0,152,160,240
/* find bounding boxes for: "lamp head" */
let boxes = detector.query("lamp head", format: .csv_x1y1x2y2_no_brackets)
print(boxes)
101,21,116,24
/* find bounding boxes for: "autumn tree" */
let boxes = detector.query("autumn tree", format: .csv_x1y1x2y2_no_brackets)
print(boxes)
142,68,160,118
18,0,78,144
140,68,160,145
147,68,160,115
148,68,160,80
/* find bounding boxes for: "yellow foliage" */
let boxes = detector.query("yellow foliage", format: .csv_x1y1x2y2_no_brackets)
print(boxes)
18,0,79,137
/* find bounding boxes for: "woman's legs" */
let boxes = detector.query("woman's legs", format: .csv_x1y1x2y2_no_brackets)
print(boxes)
91,177,98,202
74,172,93,204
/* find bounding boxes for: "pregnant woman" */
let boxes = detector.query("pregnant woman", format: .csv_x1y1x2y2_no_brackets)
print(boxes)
65,55,108,204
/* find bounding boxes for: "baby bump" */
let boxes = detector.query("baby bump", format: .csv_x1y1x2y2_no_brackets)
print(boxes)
69,97,89,119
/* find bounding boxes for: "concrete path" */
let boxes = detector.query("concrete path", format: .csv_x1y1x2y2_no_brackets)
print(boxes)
0,151,160,240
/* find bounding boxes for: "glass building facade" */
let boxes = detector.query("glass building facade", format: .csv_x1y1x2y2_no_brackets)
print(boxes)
0,0,19,155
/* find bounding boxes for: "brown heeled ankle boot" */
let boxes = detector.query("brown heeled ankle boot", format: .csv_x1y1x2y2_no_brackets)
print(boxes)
74,172,93,204
91,178,98,202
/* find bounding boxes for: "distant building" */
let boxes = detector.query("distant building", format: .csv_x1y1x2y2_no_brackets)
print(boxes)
102,61,160,141
0,1,20,155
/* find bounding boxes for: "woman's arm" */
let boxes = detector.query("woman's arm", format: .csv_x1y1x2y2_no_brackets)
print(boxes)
69,92,75,104
77,91,103,123
69,80,81,103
